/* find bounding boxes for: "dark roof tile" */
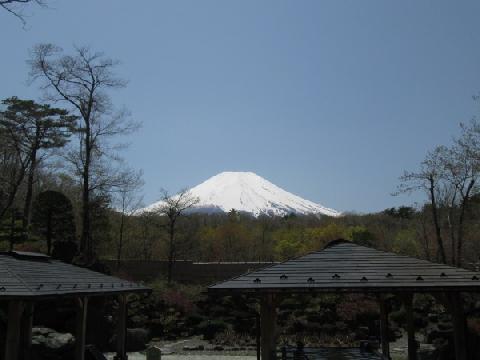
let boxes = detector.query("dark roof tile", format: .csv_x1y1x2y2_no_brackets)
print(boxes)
0,253,150,299
209,241,480,293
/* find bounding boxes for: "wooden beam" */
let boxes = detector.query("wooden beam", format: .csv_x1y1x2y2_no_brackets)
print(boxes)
448,293,467,360
5,300,24,360
114,294,128,360
403,294,417,360
378,295,390,360
260,294,277,360
75,297,89,360
21,302,34,360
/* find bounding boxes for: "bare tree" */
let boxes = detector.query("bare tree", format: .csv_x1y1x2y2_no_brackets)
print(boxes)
29,44,139,262
0,0,46,25
152,189,199,283
398,118,480,266
397,146,448,264
138,211,157,261
112,169,144,269
443,121,480,266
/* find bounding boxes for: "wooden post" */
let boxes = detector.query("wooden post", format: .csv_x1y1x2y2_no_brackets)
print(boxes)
21,302,34,360
75,297,89,360
448,293,467,360
256,313,261,360
114,294,128,360
5,300,24,360
378,295,390,360
260,294,277,360
403,294,416,360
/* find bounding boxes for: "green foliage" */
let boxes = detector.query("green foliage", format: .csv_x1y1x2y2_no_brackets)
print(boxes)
384,206,416,219
392,228,420,257
31,190,76,257
0,97,75,151
304,223,346,250
149,279,204,314
197,319,229,340
273,227,307,260
345,225,375,246
0,208,24,249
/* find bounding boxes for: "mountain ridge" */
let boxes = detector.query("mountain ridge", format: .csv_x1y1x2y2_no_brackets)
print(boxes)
143,171,341,217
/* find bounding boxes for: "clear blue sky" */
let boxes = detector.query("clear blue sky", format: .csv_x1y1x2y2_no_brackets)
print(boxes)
2,0,480,213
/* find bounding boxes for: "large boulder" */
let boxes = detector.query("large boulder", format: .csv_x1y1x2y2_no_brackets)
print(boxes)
31,327,75,360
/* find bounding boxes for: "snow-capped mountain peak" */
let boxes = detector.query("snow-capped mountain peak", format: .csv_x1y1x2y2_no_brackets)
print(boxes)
143,171,340,217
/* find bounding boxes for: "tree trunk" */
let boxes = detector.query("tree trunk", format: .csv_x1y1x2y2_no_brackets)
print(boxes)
456,180,474,267
429,177,447,263
448,212,456,265
46,208,52,255
80,124,91,262
9,208,15,252
116,209,125,271
167,219,175,284
456,200,467,268
22,149,37,237
0,163,28,223
420,217,431,261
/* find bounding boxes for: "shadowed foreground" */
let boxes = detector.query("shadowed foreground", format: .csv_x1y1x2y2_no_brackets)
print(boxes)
107,348,382,360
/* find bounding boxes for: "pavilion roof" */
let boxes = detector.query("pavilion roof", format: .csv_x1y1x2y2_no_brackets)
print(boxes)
208,240,480,294
0,251,149,299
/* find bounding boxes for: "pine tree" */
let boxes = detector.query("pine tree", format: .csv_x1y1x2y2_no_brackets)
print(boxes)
0,97,76,235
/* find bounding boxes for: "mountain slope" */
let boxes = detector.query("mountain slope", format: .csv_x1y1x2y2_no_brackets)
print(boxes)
144,171,340,217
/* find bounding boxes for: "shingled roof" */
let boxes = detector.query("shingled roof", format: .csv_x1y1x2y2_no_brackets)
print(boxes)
208,239,480,294
0,251,149,299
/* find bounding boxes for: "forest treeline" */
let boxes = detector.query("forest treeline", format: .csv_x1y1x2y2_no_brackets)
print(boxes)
1,40,480,273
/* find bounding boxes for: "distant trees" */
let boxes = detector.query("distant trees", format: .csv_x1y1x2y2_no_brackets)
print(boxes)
112,170,143,269
153,189,199,283
398,147,448,263
29,44,139,262
398,119,480,266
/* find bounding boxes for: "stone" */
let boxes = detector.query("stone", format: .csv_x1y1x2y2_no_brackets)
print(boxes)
146,345,162,360
45,332,74,349
182,345,204,351
33,327,51,336
31,327,75,360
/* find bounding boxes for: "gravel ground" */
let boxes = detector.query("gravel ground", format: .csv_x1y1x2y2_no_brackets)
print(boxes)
106,335,410,360
163,356,256,360
107,355,255,360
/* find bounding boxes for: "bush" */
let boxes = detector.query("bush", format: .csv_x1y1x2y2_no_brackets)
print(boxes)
197,319,228,340
149,280,204,314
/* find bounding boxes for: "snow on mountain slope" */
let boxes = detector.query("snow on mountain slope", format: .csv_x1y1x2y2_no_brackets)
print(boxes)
143,172,341,217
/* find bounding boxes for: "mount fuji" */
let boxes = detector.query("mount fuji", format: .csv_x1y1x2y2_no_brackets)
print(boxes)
143,171,340,217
